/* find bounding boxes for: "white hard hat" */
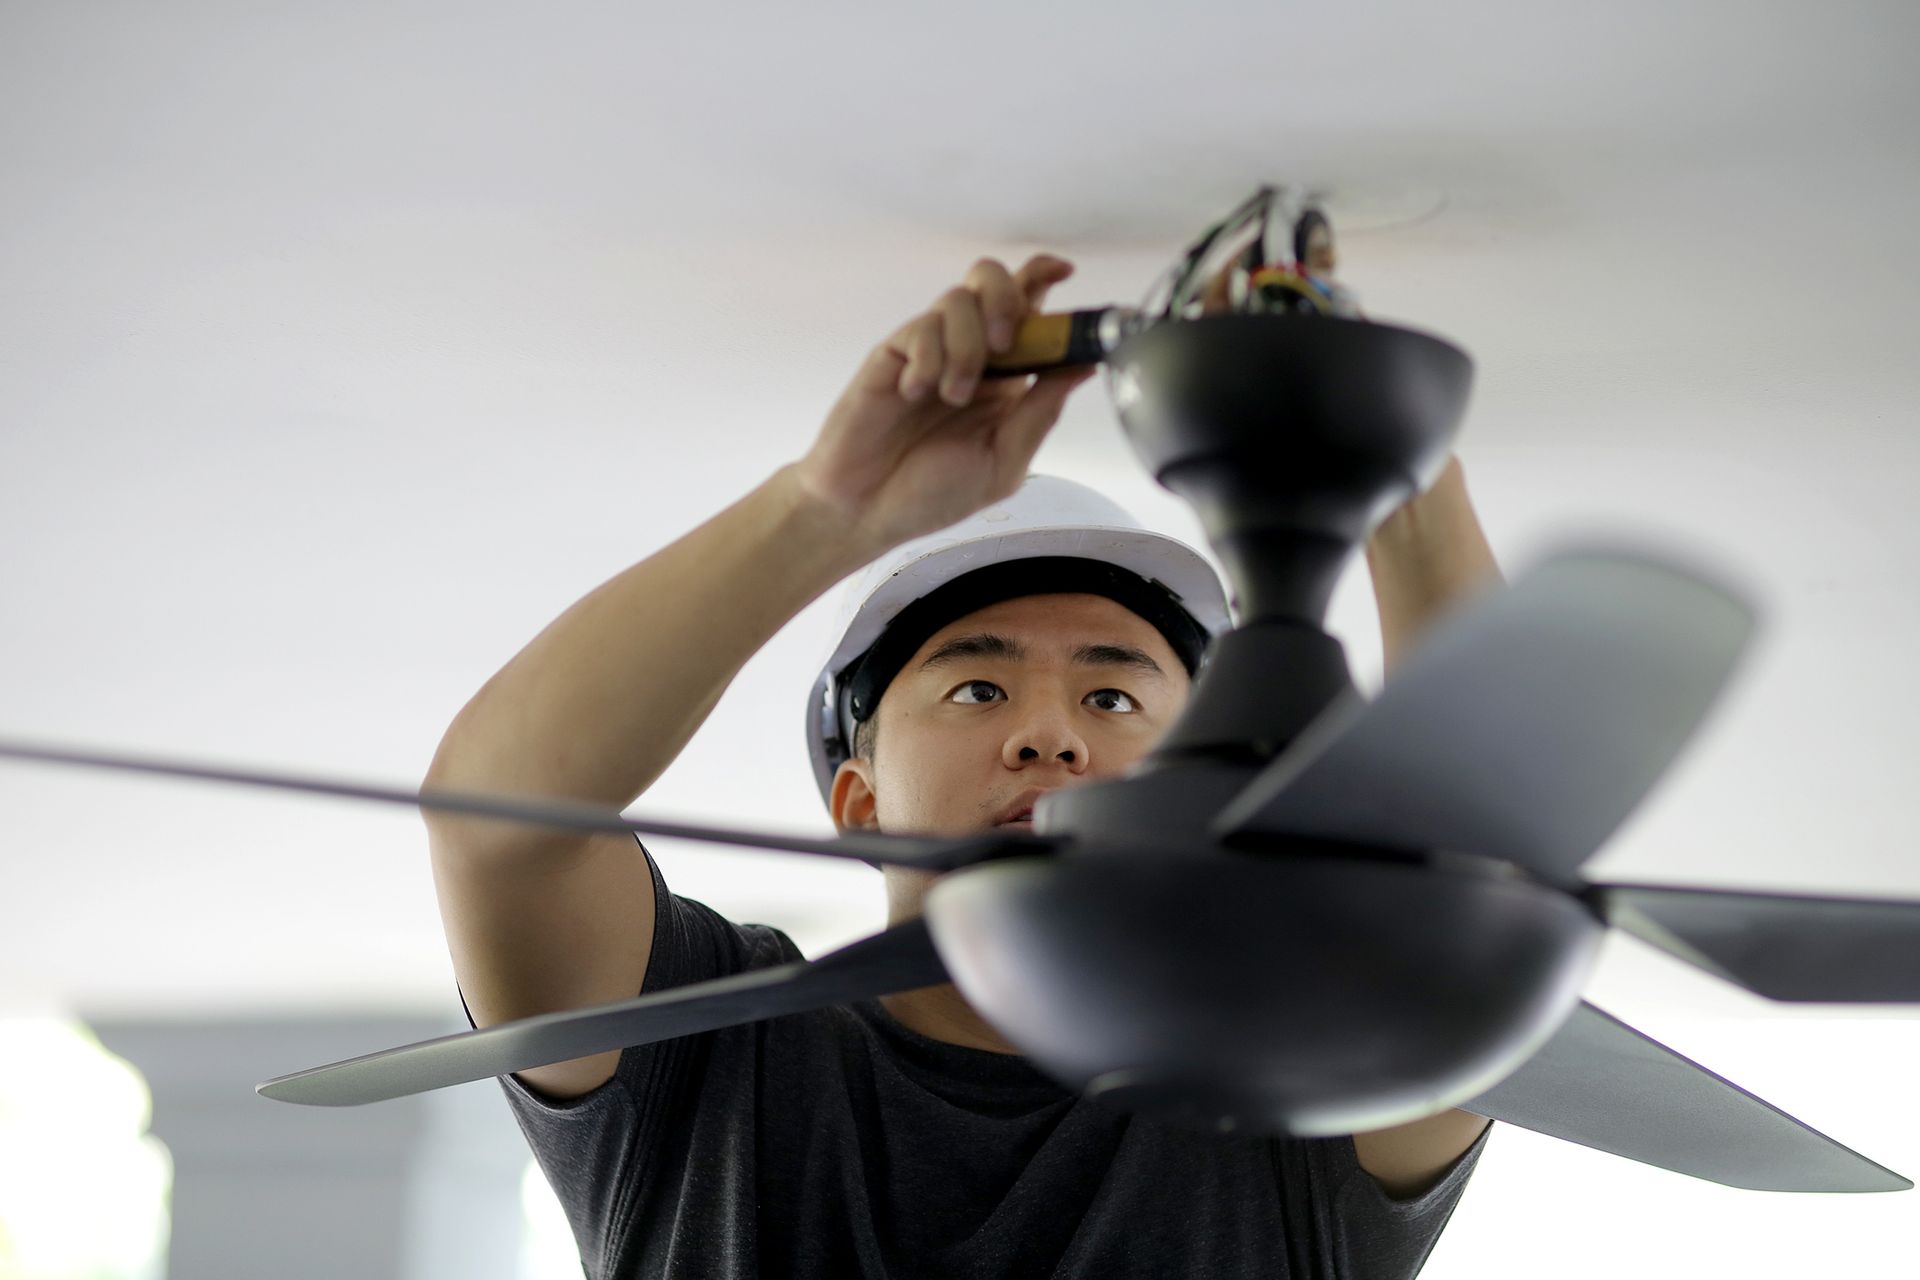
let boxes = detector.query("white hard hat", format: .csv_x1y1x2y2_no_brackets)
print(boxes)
804,474,1234,812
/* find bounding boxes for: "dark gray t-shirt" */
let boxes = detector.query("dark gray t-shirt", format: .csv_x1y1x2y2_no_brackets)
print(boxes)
464,840,1486,1279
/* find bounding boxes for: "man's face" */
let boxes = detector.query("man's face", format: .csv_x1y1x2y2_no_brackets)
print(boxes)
830,592,1193,842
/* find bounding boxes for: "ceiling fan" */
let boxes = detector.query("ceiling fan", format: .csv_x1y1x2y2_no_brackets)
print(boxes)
5,185,1919,1196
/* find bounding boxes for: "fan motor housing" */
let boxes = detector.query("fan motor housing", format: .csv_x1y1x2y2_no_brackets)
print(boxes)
925,847,1603,1138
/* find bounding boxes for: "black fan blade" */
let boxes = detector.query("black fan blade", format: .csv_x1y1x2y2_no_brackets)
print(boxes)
260,918,947,1106
0,736,1046,872
1461,1000,1908,1192
1214,548,1755,888
1599,882,1920,1002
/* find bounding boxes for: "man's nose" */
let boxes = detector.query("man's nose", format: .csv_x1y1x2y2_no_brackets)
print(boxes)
1002,709,1089,769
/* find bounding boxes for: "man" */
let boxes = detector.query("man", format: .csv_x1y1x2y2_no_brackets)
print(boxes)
425,254,1502,1278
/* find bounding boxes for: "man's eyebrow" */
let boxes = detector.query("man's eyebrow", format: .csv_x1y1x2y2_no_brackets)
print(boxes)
918,633,1026,670
1070,643,1167,679
917,633,1167,679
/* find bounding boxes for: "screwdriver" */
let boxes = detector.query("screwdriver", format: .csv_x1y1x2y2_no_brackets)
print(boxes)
982,307,1142,377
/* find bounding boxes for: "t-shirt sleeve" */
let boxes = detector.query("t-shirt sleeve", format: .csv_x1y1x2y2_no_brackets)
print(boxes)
453,835,789,1276
1322,1121,1490,1279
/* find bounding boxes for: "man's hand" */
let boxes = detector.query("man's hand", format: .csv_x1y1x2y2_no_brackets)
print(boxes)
1365,456,1504,676
792,254,1100,557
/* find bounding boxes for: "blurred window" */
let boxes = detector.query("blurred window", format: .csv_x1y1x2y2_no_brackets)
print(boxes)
0,1017,171,1280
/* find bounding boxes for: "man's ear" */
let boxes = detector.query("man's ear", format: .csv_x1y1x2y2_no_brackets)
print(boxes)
830,757,879,833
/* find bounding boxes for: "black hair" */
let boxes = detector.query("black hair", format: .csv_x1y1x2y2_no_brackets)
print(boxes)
841,557,1208,731
846,717,884,871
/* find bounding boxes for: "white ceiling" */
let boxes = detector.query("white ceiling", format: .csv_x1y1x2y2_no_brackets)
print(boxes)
2,2,1918,1270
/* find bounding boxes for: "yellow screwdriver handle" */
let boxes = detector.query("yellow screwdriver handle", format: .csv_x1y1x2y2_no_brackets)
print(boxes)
983,308,1126,377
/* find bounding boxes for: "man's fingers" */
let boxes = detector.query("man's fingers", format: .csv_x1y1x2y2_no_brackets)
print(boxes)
934,287,989,406
1012,254,1075,313
879,255,1074,405
888,313,944,402
963,258,1024,355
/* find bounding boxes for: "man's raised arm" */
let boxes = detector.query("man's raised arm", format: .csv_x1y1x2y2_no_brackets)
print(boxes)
422,254,1097,1099
1350,453,1503,1196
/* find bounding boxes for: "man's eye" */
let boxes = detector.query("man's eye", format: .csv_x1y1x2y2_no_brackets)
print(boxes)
1085,689,1138,713
948,680,1004,705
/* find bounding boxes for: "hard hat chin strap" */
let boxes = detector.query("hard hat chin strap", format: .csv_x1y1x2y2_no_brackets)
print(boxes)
840,557,1212,727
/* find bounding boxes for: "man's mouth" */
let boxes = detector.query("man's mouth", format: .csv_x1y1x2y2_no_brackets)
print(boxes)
993,789,1052,827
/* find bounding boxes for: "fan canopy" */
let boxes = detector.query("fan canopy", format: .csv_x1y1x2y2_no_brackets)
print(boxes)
1108,313,1472,626
925,846,1604,1137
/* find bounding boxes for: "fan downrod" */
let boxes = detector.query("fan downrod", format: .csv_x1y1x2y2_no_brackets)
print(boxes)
1108,312,1471,767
